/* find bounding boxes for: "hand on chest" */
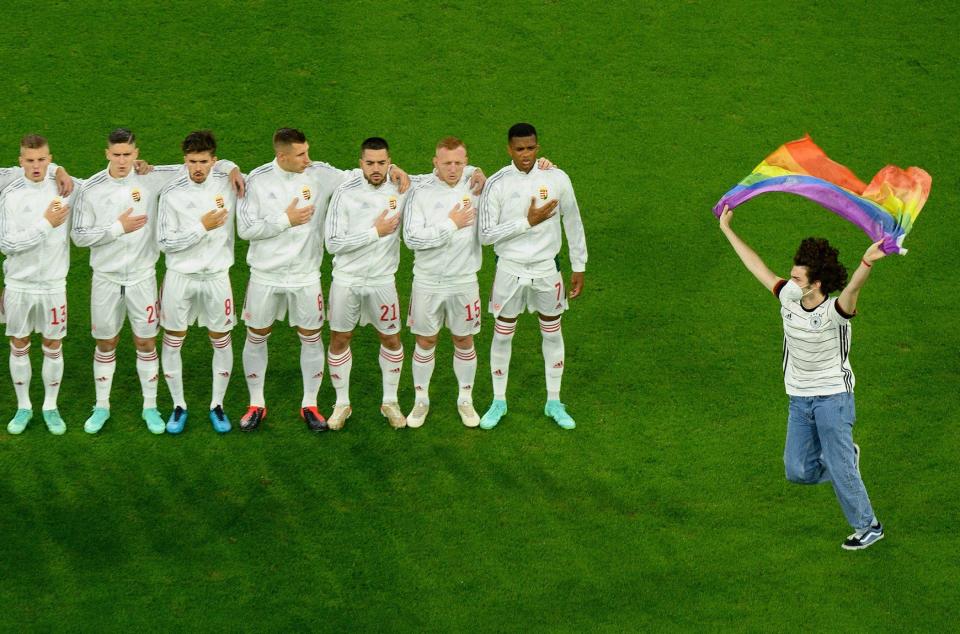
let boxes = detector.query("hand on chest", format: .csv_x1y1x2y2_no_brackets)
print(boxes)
506,179,558,218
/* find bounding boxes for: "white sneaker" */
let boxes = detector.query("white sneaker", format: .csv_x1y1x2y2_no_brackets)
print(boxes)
406,401,429,428
327,404,352,431
458,402,480,428
381,402,406,429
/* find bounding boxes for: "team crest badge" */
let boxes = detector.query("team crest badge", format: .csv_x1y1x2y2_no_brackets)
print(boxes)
131,188,142,203
388,196,398,211
52,197,63,211
538,186,548,200
462,196,471,208
810,314,823,329
215,194,225,209
302,186,312,201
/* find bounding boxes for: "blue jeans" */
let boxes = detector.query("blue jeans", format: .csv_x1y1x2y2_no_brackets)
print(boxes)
784,392,875,531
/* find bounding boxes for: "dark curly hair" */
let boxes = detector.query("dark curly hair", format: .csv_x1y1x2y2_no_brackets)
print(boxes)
793,237,847,294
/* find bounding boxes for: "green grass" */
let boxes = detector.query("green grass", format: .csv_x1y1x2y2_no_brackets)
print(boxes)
1,0,958,630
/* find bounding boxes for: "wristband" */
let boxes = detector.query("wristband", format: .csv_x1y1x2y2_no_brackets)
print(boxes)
861,259,872,268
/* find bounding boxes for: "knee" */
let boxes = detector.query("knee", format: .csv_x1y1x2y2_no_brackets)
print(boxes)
97,336,120,352
417,334,439,349
248,326,272,337
329,330,352,353
451,334,472,349
131,336,153,353
379,333,401,350
784,459,817,485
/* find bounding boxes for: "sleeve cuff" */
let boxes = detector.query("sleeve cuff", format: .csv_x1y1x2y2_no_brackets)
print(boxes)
444,218,459,234
108,221,125,239
835,301,856,320
773,279,787,297
368,227,380,242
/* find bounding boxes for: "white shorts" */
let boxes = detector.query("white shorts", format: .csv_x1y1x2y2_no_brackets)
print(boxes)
3,288,68,339
489,268,567,319
0,288,5,325
328,280,401,335
160,270,236,333
90,275,160,339
242,280,324,331
407,282,481,337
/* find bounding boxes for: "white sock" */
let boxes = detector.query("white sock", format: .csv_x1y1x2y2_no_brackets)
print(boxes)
453,345,477,404
490,319,516,400
93,347,116,409
210,333,232,410
379,345,404,404
162,333,186,409
136,348,160,409
10,342,32,410
243,330,269,407
328,347,352,406
41,344,64,410
412,344,435,405
540,318,564,401
299,331,325,408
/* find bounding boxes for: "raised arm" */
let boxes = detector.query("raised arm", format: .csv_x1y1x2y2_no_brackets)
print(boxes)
718,206,779,292
837,240,885,315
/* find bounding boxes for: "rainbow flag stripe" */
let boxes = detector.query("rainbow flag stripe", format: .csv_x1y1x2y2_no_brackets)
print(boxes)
713,135,931,254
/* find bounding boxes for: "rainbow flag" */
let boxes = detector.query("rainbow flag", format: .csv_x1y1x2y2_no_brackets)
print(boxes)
713,135,931,254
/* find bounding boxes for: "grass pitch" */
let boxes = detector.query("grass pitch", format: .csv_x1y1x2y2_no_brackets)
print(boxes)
1,1,958,630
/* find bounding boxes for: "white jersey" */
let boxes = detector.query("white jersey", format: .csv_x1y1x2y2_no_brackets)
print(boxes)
157,171,237,276
403,172,481,289
238,159,351,287
479,162,587,278
72,160,236,285
0,174,77,292
776,279,855,397
326,175,407,287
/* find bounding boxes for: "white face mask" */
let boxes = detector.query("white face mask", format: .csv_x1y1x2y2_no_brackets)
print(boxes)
782,280,817,301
